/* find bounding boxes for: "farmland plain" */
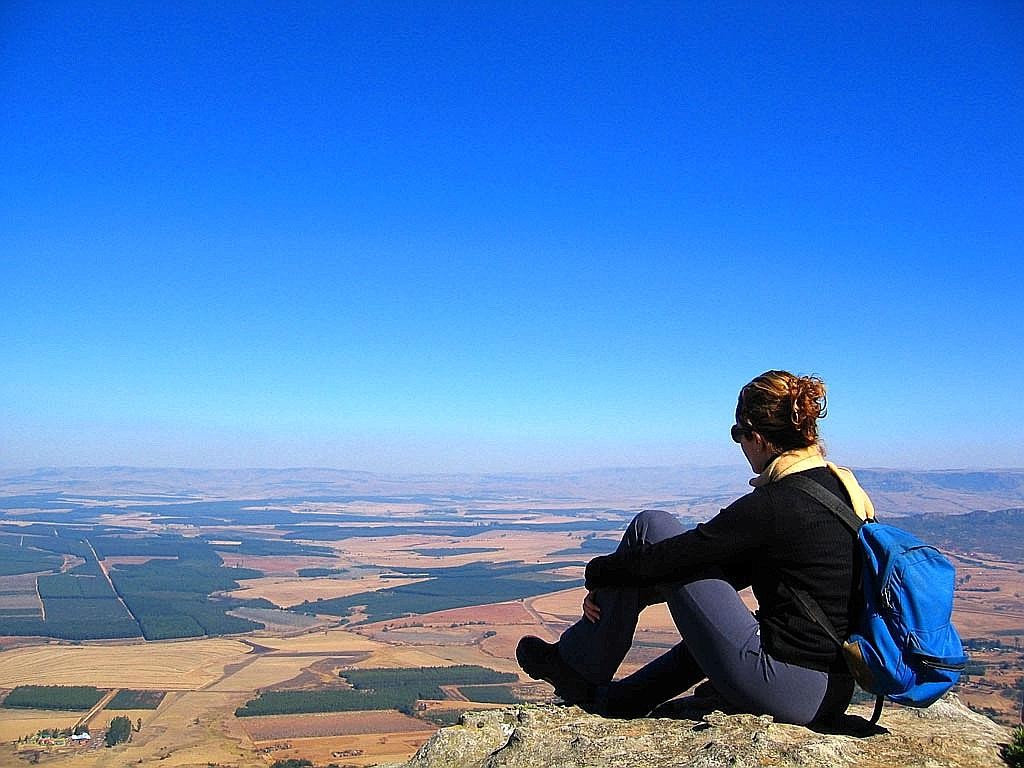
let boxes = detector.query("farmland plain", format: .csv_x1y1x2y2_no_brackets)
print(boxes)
1,466,1023,767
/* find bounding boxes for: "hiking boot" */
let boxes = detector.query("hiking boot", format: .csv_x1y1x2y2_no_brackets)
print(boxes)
516,636,595,708
692,679,719,700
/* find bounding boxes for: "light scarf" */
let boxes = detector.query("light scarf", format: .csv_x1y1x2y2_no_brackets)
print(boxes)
749,445,875,522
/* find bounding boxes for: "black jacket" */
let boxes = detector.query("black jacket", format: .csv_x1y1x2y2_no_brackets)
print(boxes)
584,467,859,672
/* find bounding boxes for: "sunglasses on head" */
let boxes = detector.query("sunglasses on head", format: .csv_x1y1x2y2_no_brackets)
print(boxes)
731,424,753,443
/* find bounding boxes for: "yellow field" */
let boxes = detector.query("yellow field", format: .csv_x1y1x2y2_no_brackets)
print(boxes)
255,730,436,767
0,709,81,742
228,575,427,606
50,689,261,768
355,644,477,669
0,639,250,689
208,653,350,693
332,530,590,570
252,627,380,652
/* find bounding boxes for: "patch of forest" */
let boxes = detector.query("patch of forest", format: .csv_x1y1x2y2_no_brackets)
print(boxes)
289,561,578,623
406,546,502,557
550,534,618,558
280,518,625,541
296,566,347,577
210,538,333,557
107,689,166,709
0,493,71,509
0,538,141,640
457,684,520,703
235,665,517,716
2,685,105,711
281,524,485,540
125,497,462,526
109,551,267,640
0,540,63,576
0,530,271,641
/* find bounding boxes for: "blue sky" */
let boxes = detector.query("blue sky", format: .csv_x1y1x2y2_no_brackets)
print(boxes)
2,3,1022,473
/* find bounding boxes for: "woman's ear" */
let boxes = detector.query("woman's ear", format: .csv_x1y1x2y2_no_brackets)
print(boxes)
751,432,777,471
752,431,769,451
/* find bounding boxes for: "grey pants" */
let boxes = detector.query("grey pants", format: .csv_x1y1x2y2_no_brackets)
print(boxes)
558,510,852,724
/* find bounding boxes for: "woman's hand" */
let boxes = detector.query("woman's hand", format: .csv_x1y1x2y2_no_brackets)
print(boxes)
584,553,616,591
582,590,601,623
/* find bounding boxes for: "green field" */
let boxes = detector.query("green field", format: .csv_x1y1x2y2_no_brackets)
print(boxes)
0,530,267,641
0,541,63,577
289,561,577,623
457,685,521,704
235,665,517,716
3,685,105,711
107,689,166,709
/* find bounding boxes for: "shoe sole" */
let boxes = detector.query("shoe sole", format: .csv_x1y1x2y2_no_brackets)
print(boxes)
515,645,550,682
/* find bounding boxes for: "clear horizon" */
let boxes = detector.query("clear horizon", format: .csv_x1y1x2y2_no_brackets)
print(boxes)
2,462,1023,477
3,4,1022,474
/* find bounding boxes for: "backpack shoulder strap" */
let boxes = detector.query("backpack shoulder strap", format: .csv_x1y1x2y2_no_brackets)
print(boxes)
783,474,865,534
783,474,886,725
787,585,843,647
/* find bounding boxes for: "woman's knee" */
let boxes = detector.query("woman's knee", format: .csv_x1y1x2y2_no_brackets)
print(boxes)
621,509,686,548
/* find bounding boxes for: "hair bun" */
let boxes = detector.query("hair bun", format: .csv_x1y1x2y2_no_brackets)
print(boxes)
736,370,827,453
792,375,827,429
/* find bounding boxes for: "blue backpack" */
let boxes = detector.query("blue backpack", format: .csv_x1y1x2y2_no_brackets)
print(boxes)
786,475,969,724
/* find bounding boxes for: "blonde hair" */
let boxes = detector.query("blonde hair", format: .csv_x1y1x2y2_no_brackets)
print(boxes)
735,370,827,454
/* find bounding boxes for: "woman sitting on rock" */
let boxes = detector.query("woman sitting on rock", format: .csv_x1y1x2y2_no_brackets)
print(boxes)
517,370,872,724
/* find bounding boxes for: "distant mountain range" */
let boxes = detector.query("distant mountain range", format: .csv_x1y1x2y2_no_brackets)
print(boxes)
2,465,1023,517
898,508,1024,562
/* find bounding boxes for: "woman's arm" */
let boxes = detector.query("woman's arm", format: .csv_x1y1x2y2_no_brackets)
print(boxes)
584,492,769,590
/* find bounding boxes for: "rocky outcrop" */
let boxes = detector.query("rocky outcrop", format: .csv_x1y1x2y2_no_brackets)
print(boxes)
391,694,1009,768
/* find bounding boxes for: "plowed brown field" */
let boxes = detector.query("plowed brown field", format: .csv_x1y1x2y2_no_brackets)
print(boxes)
242,710,431,740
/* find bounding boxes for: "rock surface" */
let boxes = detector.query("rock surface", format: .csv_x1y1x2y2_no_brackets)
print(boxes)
390,695,1009,768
